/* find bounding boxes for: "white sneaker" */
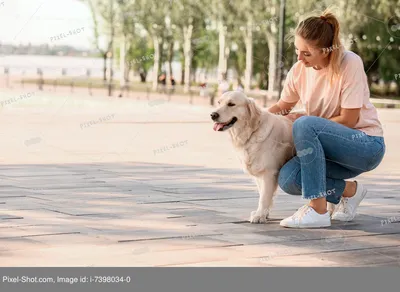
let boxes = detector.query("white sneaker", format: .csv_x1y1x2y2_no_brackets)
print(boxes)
331,181,367,221
280,205,331,228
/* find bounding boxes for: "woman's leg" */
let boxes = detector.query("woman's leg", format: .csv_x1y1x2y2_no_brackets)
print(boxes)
293,116,385,200
280,116,385,228
278,158,363,204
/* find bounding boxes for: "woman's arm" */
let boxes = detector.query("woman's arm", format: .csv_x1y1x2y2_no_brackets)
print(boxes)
269,64,301,120
268,100,305,122
267,99,298,115
329,108,360,128
333,54,366,128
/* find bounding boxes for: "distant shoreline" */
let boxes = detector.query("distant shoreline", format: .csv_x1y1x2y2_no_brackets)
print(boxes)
0,53,100,59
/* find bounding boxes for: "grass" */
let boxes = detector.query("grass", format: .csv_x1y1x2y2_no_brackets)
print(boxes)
19,77,269,99
21,77,204,96
371,103,400,109
371,95,400,100
22,77,148,90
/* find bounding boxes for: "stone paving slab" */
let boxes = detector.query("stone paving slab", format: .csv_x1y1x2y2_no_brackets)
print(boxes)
0,89,399,266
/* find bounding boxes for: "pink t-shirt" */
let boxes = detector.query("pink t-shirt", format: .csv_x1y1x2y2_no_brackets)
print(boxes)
281,50,383,137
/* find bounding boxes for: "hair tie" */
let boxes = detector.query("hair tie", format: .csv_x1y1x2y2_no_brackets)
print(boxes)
320,15,327,21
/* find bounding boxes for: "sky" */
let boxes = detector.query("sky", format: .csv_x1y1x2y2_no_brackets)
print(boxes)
0,0,95,49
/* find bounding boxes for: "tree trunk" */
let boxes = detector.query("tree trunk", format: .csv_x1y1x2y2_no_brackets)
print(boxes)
367,73,373,89
108,44,114,97
183,24,193,93
225,46,230,73
168,41,174,82
258,70,266,89
124,43,131,83
124,66,130,83
103,53,107,82
158,37,164,75
119,35,126,88
192,70,196,83
267,33,278,98
181,67,185,85
383,81,391,96
152,35,160,91
140,68,147,82
218,21,227,79
107,0,115,97
244,19,253,92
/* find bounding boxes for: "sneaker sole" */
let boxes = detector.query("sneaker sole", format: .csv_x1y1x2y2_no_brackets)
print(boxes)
280,222,331,228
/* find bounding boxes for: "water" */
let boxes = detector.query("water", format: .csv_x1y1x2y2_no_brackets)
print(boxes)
0,54,222,82
0,55,105,78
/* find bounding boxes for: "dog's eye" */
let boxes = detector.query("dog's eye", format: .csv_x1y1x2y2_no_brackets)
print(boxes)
227,102,235,107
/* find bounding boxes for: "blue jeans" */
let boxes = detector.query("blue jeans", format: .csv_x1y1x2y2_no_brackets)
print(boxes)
278,116,386,204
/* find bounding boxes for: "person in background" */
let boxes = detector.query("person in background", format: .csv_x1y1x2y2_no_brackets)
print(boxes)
158,73,167,93
170,76,176,94
199,79,208,98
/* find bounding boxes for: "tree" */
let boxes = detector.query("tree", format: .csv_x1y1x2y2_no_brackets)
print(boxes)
126,36,154,83
256,1,281,97
192,27,219,82
230,0,265,91
211,0,236,81
115,0,137,89
86,0,400,97
136,0,169,91
171,0,207,92
87,0,117,83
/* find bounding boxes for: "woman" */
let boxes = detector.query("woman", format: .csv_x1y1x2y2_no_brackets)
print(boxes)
267,10,386,228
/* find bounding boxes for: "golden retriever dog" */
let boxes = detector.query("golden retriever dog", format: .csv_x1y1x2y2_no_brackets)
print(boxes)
210,91,294,223
211,91,336,223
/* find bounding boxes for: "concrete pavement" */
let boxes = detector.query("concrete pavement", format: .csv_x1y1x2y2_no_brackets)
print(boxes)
0,88,399,266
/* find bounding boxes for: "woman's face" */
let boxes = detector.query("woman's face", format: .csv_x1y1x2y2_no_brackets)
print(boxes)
294,35,329,68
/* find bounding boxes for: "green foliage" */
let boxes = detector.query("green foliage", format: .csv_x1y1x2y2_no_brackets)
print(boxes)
126,37,154,74
87,0,400,90
192,29,219,73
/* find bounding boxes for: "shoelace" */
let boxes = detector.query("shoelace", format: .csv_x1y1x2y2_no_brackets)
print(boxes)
292,205,311,219
336,197,349,213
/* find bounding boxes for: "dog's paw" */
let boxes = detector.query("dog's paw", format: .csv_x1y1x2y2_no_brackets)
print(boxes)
250,210,269,224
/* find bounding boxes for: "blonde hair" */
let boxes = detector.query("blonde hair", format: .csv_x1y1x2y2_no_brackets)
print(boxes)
295,9,344,83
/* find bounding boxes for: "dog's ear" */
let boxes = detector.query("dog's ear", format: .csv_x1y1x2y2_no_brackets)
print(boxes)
247,98,261,130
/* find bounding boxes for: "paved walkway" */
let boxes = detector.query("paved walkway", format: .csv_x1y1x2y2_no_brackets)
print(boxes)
0,88,399,266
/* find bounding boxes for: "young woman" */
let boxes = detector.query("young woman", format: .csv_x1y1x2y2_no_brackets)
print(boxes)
268,11,386,228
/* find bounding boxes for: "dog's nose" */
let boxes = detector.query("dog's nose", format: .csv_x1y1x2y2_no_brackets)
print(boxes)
210,112,219,121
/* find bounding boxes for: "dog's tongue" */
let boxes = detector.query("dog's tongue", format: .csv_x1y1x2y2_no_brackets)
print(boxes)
213,123,225,131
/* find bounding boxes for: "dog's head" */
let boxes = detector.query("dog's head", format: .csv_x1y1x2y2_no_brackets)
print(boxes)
210,91,261,132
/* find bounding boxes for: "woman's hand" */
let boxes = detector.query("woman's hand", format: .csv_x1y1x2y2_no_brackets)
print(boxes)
267,100,298,115
285,113,306,122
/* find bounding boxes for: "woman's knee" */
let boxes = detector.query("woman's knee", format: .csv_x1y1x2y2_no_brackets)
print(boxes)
293,116,321,136
278,160,302,196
